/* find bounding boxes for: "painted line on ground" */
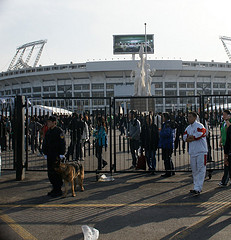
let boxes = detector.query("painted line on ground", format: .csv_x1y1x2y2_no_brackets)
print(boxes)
0,201,230,208
169,201,231,240
0,210,38,240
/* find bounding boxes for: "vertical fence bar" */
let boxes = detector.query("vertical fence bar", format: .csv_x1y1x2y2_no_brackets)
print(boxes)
15,96,26,180
109,98,113,175
113,98,117,172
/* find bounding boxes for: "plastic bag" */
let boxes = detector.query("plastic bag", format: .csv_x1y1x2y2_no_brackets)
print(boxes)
81,225,99,240
98,174,115,182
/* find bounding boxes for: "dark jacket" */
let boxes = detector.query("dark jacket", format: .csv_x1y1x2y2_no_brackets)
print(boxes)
141,123,159,151
127,118,141,141
159,121,174,149
69,117,84,142
224,125,231,155
175,115,187,134
42,126,66,158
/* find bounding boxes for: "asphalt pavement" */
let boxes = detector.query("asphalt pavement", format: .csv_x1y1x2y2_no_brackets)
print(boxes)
0,170,231,240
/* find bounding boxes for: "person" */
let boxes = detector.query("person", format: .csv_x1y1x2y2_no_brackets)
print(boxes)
140,115,159,174
183,111,208,196
42,116,66,197
80,114,89,161
0,116,7,151
159,112,175,177
175,111,187,154
154,112,162,131
38,119,49,156
204,112,212,162
126,111,141,169
93,117,108,170
218,110,231,187
223,119,231,187
119,114,126,136
66,113,84,161
29,116,42,154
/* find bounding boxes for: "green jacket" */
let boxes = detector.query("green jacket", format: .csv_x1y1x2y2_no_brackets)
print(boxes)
221,120,231,146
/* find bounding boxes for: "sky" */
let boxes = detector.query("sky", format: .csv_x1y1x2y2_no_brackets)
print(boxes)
0,0,231,72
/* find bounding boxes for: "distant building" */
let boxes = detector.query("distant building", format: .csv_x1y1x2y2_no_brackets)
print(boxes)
0,59,230,112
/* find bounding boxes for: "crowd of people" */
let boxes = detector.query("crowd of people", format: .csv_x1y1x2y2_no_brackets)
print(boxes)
118,109,231,195
1,107,231,196
118,111,188,176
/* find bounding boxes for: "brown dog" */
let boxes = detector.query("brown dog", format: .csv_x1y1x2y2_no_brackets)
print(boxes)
55,159,84,197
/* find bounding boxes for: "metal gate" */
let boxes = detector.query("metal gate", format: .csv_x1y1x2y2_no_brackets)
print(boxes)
1,95,230,176
23,97,113,173
0,97,15,171
201,95,231,173
0,96,113,174
113,95,202,173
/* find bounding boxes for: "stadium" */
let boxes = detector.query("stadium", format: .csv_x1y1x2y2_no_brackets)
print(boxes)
1,37,231,113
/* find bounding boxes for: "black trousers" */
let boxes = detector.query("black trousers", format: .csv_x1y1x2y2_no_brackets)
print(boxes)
221,165,230,185
221,156,231,185
96,144,103,170
162,148,174,176
95,142,107,170
130,139,139,167
47,156,63,192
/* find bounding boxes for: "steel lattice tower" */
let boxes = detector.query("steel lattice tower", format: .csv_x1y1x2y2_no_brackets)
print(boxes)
220,36,231,62
8,39,47,71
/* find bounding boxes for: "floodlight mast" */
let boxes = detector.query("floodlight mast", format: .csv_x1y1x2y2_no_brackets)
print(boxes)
7,39,47,71
220,36,231,62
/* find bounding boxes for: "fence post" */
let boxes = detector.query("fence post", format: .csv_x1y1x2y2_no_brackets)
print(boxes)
109,97,113,174
200,95,205,125
113,98,117,172
15,95,26,180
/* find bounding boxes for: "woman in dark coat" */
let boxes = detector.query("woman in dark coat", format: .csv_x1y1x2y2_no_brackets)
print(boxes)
141,115,159,174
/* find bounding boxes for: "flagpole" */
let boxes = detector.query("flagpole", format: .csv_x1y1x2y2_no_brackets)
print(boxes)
145,23,147,60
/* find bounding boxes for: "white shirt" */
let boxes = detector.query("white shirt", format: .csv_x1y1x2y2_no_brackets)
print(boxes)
183,121,208,156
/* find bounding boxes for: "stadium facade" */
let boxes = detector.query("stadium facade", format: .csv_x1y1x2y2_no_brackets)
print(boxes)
0,59,231,112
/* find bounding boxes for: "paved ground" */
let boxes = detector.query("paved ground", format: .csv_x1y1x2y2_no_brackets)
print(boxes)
0,170,231,240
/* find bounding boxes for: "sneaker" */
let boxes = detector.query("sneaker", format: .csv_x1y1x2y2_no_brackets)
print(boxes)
218,182,227,187
161,173,171,178
190,190,200,196
194,190,200,196
129,165,135,169
47,189,55,196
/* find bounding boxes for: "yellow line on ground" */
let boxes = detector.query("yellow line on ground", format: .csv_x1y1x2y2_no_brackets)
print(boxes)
0,210,38,240
169,202,231,240
0,201,230,208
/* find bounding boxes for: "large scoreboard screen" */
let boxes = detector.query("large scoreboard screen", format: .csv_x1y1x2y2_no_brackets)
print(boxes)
113,34,154,54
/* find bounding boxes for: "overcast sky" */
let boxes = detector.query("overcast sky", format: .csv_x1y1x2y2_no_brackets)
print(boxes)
0,0,231,72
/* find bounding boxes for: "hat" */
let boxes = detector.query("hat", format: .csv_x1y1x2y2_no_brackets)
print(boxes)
48,116,57,122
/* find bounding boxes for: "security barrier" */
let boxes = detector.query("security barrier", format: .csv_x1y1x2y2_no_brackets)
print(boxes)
0,95,229,177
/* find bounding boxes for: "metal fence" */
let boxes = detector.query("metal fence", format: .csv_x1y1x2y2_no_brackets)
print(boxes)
0,98,15,170
113,96,201,173
0,95,230,177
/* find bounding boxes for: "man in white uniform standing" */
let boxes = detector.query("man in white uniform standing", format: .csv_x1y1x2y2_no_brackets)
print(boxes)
183,112,208,196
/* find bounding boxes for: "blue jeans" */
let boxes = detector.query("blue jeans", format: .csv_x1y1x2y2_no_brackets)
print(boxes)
145,150,156,170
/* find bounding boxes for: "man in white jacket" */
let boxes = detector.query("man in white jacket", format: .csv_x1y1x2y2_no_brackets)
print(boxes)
183,112,208,196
